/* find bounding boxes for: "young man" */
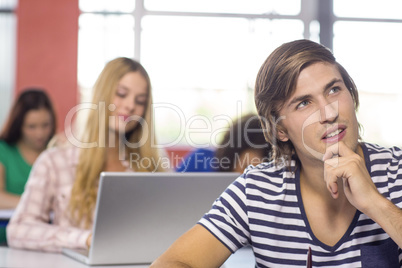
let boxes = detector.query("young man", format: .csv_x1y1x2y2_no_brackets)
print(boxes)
151,40,402,267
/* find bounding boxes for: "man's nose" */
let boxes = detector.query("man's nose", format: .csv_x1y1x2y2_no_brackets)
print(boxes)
319,100,338,124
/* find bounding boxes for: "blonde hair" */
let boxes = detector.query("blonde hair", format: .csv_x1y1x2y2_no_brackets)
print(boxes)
69,57,163,227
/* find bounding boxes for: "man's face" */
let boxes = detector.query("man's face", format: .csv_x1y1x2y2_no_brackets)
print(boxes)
277,62,359,164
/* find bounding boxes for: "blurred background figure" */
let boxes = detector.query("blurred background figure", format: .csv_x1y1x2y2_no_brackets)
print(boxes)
0,88,56,243
0,88,56,207
176,114,271,173
6,57,164,252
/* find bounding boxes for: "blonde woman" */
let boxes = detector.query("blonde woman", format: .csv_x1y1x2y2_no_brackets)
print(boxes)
6,57,163,252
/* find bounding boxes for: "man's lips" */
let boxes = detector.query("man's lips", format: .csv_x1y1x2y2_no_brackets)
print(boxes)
321,125,346,143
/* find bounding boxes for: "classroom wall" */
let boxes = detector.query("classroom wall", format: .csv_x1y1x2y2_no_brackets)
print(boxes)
15,0,79,132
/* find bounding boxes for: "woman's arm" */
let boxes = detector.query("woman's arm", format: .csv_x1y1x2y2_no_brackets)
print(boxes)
151,224,232,268
0,163,20,209
6,148,91,252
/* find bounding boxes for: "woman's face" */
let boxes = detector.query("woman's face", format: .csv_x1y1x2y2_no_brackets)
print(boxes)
109,71,149,134
21,108,53,151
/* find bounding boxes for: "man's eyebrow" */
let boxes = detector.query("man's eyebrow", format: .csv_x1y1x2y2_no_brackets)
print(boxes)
286,78,343,108
324,78,343,91
287,94,311,108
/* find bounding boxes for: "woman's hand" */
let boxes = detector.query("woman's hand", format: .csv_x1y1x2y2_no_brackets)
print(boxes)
86,234,92,248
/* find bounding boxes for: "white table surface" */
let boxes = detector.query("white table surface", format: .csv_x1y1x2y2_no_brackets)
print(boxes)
0,209,13,220
0,246,255,268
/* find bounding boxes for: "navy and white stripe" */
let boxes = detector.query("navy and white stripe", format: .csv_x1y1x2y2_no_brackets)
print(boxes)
199,142,402,267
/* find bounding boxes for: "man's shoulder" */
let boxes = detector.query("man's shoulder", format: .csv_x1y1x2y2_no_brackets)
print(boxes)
363,142,402,161
243,159,297,185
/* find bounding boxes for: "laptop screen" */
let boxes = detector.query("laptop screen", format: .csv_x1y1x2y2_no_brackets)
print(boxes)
87,172,239,265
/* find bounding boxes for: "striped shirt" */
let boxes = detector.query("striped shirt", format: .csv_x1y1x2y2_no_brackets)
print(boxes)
199,142,402,267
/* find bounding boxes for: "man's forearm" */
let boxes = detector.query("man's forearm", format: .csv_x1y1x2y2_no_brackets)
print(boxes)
370,195,402,248
150,260,193,268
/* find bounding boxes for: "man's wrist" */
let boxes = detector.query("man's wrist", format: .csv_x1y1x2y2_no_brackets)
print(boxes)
367,194,397,226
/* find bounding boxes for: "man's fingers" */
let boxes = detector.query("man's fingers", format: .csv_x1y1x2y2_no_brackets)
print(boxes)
322,141,354,161
324,155,341,168
322,144,339,162
324,160,342,199
328,181,339,199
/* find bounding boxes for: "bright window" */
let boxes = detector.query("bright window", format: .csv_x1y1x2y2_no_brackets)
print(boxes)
141,16,303,145
145,0,300,15
79,0,135,12
334,0,402,19
0,0,17,127
77,0,402,148
77,1,304,147
333,0,402,147
78,14,135,93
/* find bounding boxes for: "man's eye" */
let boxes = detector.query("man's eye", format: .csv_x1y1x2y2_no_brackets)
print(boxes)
329,87,340,94
296,100,309,110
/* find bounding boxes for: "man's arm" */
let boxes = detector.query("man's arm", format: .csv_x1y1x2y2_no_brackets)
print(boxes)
366,195,402,248
150,224,232,268
323,142,402,248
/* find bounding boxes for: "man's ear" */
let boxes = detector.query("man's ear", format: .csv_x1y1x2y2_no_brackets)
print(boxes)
277,127,289,142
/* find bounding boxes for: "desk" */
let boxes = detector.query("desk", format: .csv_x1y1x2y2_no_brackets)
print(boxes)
0,246,255,268
0,210,13,227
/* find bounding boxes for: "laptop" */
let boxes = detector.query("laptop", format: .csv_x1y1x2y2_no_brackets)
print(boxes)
62,171,239,265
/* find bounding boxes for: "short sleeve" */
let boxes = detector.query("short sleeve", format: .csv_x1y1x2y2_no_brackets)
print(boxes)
388,146,402,208
198,173,250,252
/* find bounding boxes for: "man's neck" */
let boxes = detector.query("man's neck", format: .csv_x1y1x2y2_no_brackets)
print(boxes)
299,161,333,202
300,164,357,246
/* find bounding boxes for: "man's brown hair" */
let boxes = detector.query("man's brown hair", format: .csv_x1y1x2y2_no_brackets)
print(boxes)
254,39,359,165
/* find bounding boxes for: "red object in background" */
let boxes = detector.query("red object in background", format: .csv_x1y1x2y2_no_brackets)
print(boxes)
164,146,193,170
15,0,80,133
